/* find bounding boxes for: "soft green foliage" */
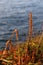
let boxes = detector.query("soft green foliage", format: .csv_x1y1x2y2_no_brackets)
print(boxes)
6,55,13,60
28,62,34,65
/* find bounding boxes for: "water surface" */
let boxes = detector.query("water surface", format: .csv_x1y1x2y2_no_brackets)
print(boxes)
0,0,43,49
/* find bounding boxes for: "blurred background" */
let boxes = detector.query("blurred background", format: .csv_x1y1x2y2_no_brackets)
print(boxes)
0,0,43,49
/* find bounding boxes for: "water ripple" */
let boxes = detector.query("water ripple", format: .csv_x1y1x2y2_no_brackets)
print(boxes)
0,0,43,48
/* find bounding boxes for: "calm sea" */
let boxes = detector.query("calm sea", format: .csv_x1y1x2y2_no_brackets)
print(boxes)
0,0,43,49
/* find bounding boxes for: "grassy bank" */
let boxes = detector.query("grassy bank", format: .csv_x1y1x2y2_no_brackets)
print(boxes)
0,36,43,65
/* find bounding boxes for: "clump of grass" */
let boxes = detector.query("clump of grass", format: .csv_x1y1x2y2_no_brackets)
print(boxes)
0,39,43,65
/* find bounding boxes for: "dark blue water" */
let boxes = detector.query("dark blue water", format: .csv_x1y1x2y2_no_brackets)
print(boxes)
0,0,43,49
